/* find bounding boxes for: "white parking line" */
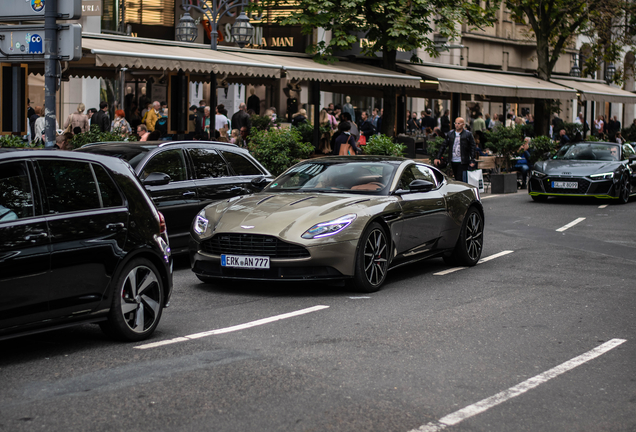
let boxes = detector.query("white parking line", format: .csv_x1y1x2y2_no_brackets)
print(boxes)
598,204,608,209
480,195,501,200
135,305,330,350
434,251,514,275
556,217,586,232
409,338,627,432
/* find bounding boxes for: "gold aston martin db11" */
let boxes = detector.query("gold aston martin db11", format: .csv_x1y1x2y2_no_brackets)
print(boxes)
189,156,484,292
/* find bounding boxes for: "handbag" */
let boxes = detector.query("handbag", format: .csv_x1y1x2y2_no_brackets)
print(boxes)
358,134,367,146
466,169,485,193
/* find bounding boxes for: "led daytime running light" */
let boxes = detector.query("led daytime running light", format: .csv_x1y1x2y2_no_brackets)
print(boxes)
194,210,209,235
302,214,357,239
589,172,614,180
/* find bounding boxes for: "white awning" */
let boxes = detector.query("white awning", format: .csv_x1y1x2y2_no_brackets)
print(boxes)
401,63,577,99
551,77,636,104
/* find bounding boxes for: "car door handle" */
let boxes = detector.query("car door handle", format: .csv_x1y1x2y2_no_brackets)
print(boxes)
182,191,196,197
437,201,443,206
106,223,125,231
25,232,48,241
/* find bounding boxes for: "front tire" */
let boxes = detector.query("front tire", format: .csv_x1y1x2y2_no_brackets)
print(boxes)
100,258,164,341
350,222,389,293
448,207,483,266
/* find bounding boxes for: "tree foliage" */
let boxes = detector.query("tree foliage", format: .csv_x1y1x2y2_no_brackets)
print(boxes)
249,0,496,137
362,134,406,157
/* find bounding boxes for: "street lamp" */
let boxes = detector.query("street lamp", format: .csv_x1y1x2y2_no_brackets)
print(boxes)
177,0,254,50
605,62,616,84
176,12,198,42
570,54,581,78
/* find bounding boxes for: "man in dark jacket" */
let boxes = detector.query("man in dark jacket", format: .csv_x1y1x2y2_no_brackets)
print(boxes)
231,103,251,132
440,109,451,134
93,101,110,132
359,111,376,139
434,117,476,182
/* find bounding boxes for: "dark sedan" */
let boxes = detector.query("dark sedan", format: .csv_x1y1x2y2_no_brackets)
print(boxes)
77,141,274,253
529,142,636,203
190,156,484,292
0,150,172,341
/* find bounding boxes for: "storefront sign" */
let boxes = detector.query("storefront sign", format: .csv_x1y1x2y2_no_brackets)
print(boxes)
217,23,305,53
82,0,102,17
334,31,416,61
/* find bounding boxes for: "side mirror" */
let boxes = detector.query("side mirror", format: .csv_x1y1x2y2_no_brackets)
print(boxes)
408,179,435,192
251,176,271,189
628,155,636,163
143,172,171,186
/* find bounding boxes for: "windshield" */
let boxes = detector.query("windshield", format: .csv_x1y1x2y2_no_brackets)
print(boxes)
76,144,156,169
265,161,398,195
554,143,620,161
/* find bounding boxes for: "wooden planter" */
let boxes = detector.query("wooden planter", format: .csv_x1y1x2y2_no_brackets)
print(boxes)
490,172,518,194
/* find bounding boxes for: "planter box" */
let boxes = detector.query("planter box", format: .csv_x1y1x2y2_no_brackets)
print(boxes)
490,172,518,194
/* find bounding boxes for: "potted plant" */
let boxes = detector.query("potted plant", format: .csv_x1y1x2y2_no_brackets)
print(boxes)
247,127,314,175
0,135,28,148
484,125,524,194
362,134,406,157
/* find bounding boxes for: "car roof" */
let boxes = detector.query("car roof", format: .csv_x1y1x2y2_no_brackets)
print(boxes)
301,155,409,164
80,140,241,150
0,148,128,165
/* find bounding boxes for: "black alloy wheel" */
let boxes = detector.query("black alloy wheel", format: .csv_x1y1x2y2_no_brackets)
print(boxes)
351,222,389,293
448,207,483,266
100,258,164,341
617,175,630,204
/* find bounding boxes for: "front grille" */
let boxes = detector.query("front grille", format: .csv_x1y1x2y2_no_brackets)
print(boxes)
543,178,590,194
201,234,310,258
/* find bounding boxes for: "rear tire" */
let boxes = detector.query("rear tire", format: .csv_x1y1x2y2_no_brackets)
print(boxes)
350,222,389,293
448,207,483,266
100,258,164,342
616,176,630,204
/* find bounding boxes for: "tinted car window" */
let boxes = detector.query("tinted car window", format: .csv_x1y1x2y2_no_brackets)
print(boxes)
141,149,187,181
415,165,437,186
0,161,34,221
93,163,124,207
221,151,262,176
38,160,101,213
188,148,229,179
623,143,635,158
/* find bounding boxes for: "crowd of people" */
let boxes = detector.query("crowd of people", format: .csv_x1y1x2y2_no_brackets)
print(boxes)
316,104,383,155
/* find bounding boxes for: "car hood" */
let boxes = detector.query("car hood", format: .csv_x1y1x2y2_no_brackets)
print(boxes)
200,192,393,243
535,160,621,176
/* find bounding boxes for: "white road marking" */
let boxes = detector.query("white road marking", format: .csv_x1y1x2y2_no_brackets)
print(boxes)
480,195,501,200
410,338,627,432
598,204,608,209
556,217,586,232
349,296,371,299
434,251,514,275
135,305,330,350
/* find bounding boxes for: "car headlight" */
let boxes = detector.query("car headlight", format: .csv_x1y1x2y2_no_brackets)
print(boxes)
589,172,614,180
531,170,547,178
302,214,357,239
193,209,209,235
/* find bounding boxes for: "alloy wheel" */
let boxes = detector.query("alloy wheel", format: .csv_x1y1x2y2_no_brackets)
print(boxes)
465,211,483,261
363,229,388,286
120,265,162,333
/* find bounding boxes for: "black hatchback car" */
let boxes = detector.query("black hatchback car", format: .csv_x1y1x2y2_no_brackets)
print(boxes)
77,141,273,254
0,150,172,342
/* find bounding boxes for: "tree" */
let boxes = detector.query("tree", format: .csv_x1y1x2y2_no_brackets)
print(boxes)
506,0,636,135
250,0,496,137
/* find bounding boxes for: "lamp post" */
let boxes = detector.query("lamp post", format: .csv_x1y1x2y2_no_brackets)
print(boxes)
176,0,254,136
570,54,581,78
605,62,616,84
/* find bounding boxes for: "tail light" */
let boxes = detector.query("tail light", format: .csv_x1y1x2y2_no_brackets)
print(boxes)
158,211,167,234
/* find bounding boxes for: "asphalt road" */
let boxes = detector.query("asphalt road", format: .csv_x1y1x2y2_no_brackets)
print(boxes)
1,191,635,432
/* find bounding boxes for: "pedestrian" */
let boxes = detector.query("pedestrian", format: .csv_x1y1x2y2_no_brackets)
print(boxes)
202,106,212,139
30,106,41,140
146,101,162,132
93,101,111,132
559,129,570,146
340,112,359,144
472,112,486,134
137,124,150,141
230,129,239,144
218,127,230,142
433,117,476,182
407,112,419,132
440,109,451,134
238,126,250,148
291,108,308,126
231,102,251,132
515,137,532,189
371,108,380,130
331,121,359,156
87,108,98,128
359,111,376,145
111,109,132,136
319,108,333,154
215,104,230,134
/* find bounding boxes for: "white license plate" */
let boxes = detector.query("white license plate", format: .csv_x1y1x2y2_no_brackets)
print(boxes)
221,254,270,269
552,181,578,189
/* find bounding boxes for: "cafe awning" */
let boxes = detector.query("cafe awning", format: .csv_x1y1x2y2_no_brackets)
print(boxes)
232,53,421,88
401,63,577,100
551,77,636,104
82,36,281,79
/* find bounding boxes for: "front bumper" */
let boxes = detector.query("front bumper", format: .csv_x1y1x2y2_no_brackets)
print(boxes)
528,175,619,199
189,238,358,281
